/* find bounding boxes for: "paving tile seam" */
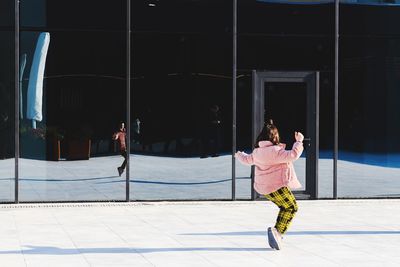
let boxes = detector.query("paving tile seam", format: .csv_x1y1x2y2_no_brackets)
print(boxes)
49,210,93,266
11,213,29,267
299,234,384,265
98,218,157,267
125,211,222,266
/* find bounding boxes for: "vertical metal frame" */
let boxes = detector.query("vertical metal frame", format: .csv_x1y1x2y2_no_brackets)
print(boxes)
232,0,237,200
252,71,319,199
305,72,319,199
250,70,264,200
126,0,131,201
334,0,339,199
14,0,20,203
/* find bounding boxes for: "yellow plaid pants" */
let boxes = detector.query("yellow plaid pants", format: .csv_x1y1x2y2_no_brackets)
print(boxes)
265,187,298,235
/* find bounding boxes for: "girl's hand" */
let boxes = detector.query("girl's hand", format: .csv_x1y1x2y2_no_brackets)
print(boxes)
234,151,241,158
295,132,304,142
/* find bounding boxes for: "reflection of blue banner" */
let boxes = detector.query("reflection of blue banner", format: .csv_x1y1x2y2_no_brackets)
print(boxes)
27,32,50,125
19,54,27,119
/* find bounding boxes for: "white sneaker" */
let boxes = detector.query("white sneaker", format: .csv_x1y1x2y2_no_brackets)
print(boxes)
268,227,282,250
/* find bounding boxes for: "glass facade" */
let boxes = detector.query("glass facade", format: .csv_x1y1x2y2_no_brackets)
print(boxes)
1,0,398,202
130,1,233,200
338,3,400,197
18,0,127,201
237,0,335,199
0,0,15,202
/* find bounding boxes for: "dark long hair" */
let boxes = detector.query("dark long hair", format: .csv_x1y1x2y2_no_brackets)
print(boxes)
254,119,280,148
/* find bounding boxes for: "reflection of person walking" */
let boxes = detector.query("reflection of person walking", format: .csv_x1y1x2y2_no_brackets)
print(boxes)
235,120,304,250
200,104,221,158
0,111,9,160
113,122,127,177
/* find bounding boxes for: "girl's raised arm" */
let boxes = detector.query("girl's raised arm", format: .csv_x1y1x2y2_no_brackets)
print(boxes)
235,151,254,166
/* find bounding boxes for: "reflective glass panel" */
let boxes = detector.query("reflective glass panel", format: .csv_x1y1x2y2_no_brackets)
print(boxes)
238,0,335,199
130,0,233,200
0,0,15,202
338,3,400,197
19,0,127,201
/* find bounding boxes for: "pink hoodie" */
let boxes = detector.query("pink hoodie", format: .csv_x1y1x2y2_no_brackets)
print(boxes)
235,141,303,195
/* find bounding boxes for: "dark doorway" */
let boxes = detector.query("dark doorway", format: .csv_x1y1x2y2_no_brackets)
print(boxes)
252,71,319,199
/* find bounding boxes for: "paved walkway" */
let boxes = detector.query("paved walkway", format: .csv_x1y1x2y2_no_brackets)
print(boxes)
0,199,399,266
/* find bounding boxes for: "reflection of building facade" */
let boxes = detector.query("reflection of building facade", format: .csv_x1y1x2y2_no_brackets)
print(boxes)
0,0,399,202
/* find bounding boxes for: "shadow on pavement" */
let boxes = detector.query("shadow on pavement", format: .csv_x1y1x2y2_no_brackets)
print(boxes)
0,246,272,255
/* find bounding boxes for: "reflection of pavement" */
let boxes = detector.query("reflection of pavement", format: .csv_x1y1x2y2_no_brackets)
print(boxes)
0,158,14,202
0,200,399,266
0,154,399,202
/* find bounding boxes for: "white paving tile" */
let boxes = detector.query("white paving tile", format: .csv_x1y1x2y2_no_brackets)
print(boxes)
0,200,399,266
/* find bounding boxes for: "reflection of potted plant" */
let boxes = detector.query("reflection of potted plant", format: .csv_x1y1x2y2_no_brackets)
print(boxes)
46,126,64,161
66,125,92,160
20,122,47,160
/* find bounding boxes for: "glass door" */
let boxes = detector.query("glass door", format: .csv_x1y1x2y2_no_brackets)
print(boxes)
252,71,319,199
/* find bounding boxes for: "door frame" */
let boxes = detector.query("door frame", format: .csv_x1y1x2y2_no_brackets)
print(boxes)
251,70,319,199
